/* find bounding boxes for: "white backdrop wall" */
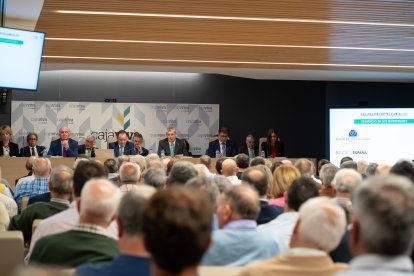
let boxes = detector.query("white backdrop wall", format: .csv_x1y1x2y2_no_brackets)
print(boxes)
11,101,219,155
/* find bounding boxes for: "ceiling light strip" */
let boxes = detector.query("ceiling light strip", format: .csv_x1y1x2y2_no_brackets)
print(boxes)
56,10,414,28
42,55,414,69
45,37,414,52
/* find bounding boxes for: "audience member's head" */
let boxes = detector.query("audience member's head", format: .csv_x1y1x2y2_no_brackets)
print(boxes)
340,156,353,166
365,162,378,177
221,158,238,177
79,178,122,226
294,158,314,177
215,157,226,175
376,164,391,175
281,159,293,166
143,168,166,190
167,161,197,186
104,158,117,174
290,197,346,252
390,160,414,184
216,185,260,228
49,165,73,195
118,162,141,184
270,161,284,174
145,153,161,168
199,155,211,169
73,160,108,197
332,168,362,195
286,176,319,211
143,187,213,275
350,175,414,256
186,176,220,208
25,156,36,171
319,163,338,188
340,160,358,170
236,154,250,170
242,167,268,198
194,164,210,177
271,165,301,198
250,156,265,167
212,175,232,193
357,160,368,177
32,158,52,178
317,159,330,176
129,155,147,175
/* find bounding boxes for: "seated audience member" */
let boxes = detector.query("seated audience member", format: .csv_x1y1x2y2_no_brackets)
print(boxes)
339,156,353,166
118,162,141,192
157,127,188,157
26,160,113,263
270,161,284,174
259,176,319,246
0,203,9,231
242,167,283,225
294,158,321,186
167,161,197,186
250,156,266,166
221,159,241,185
14,158,51,211
15,156,36,186
77,189,154,276
317,158,330,177
268,165,301,207
239,134,258,158
241,197,347,276
212,175,233,193
215,157,226,175
365,162,378,177
236,153,250,179
143,168,166,190
0,124,19,157
27,192,51,207
109,130,136,157
390,160,414,184
48,127,78,157
20,132,46,157
376,163,391,175
357,160,368,178
202,185,287,266
104,158,118,181
261,129,285,158
133,132,149,156
194,163,210,177
206,127,237,158
29,178,121,267
340,160,358,170
78,135,96,158
129,155,147,175
0,192,17,218
143,186,213,276
339,175,414,275
319,163,338,197
8,165,72,244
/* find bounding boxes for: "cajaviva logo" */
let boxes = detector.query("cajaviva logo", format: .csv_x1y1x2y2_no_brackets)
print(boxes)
117,106,131,130
349,130,357,137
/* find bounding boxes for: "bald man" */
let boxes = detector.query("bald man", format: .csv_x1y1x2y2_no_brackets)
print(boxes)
221,158,241,185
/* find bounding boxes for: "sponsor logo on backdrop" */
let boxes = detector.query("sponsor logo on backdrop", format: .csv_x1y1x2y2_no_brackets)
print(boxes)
58,118,74,124
160,119,177,126
30,117,48,124
47,103,63,111
336,150,352,155
353,150,367,154
91,129,138,141
21,103,36,109
186,119,201,125
201,106,213,112
177,105,190,111
69,104,86,111
117,106,131,130
349,130,357,137
151,105,167,110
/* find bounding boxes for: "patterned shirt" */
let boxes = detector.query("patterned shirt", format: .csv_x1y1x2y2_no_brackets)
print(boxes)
14,177,49,211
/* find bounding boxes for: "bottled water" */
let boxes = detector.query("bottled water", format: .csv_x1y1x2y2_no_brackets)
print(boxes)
160,149,166,158
215,150,220,158
260,150,266,158
41,148,48,157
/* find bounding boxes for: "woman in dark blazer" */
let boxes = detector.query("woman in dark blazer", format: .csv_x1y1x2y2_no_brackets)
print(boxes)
261,129,285,157
0,125,19,157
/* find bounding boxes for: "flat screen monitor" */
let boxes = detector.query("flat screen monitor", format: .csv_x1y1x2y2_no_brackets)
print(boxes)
329,108,414,166
0,27,45,90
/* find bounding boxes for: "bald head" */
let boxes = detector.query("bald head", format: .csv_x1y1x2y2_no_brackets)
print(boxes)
221,159,238,177
119,162,141,184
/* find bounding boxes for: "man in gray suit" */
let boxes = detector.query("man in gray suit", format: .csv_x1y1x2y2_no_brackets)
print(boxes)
157,127,189,157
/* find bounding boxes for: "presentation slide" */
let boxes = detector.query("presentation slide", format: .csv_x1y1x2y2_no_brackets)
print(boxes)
330,108,414,166
0,27,45,90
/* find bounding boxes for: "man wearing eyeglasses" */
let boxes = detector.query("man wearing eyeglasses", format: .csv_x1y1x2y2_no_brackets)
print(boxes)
78,135,96,158
20,132,46,157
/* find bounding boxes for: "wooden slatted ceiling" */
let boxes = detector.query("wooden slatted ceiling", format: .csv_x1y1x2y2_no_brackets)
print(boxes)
36,0,414,74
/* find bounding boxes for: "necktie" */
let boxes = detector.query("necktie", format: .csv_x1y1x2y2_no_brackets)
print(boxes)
120,147,124,156
170,143,175,157
86,148,91,158
248,148,254,158
31,147,36,156
221,143,226,156
62,147,67,157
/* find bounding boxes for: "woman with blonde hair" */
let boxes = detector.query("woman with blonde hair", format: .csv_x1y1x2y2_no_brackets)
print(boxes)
269,165,300,207
0,125,19,157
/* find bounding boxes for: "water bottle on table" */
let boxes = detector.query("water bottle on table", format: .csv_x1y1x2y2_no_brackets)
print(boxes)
215,150,220,158
260,150,266,158
160,149,166,158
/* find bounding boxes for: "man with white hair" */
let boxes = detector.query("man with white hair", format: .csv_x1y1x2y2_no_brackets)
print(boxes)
332,168,362,220
221,158,241,185
339,175,414,275
29,178,121,267
118,162,141,192
240,197,347,275
48,127,78,157
78,135,96,158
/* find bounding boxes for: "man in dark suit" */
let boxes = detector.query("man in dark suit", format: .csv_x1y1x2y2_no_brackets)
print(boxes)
133,132,149,156
157,127,188,157
206,127,237,158
77,135,96,158
20,132,46,157
242,167,283,225
47,127,78,157
108,130,136,157
238,134,258,158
